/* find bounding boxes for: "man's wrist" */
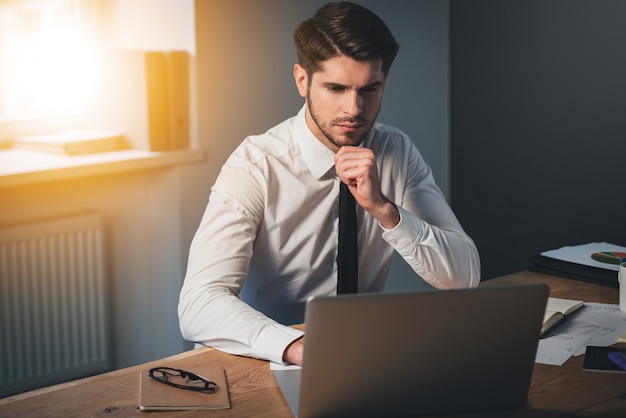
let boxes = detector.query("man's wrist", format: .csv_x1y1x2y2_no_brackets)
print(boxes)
375,200,400,229
283,336,304,366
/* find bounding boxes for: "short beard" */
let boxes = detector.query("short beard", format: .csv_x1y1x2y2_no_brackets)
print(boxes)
306,92,375,149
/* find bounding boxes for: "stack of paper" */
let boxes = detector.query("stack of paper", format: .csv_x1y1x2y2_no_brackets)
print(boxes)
529,242,626,288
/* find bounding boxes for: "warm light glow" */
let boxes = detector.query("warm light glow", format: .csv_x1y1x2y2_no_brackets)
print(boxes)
0,0,100,119
19,31,98,114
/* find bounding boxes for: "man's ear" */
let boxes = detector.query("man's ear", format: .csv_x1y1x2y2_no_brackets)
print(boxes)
293,64,308,98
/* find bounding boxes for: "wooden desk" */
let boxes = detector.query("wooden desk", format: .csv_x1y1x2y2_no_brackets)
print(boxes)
2,271,626,417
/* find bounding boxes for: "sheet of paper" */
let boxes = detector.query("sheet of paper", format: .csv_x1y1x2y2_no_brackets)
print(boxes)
575,303,626,329
541,242,626,272
270,362,301,371
536,335,589,366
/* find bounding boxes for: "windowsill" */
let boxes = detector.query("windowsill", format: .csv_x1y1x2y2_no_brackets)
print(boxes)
0,147,205,188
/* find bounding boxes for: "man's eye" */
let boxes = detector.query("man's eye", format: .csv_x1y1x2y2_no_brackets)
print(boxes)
328,85,345,92
361,86,378,94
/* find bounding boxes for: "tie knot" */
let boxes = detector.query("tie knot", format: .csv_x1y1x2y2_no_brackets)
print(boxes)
339,182,355,211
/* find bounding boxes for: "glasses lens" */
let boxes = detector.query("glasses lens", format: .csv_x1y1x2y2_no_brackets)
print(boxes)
170,372,208,389
149,367,217,391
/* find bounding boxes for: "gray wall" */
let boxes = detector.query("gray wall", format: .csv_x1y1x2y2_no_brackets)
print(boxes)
193,0,450,291
450,0,626,280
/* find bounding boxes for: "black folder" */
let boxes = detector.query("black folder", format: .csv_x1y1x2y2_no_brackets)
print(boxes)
529,255,618,288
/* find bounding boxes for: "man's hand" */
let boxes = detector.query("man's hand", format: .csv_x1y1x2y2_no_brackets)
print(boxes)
334,146,400,229
283,337,304,366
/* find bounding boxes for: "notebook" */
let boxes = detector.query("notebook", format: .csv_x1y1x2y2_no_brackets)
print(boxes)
273,284,549,417
139,365,230,411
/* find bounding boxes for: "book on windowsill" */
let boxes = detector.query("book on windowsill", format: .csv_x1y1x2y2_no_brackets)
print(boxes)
541,297,584,337
13,129,128,155
139,365,231,411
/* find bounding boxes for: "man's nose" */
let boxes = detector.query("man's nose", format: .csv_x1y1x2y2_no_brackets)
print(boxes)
343,90,363,116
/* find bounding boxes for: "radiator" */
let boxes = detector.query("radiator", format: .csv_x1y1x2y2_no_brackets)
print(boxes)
0,213,111,398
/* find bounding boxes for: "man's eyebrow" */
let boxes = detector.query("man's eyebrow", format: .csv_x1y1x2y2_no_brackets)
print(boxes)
361,81,383,89
321,81,383,89
322,82,347,88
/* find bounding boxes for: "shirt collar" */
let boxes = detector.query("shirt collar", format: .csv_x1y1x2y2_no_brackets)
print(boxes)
294,104,337,180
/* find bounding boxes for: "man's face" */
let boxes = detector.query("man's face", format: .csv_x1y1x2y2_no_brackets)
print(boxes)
294,55,386,152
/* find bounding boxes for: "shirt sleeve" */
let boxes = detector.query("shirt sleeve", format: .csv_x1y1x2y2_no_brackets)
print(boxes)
379,136,481,289
178,158,304,364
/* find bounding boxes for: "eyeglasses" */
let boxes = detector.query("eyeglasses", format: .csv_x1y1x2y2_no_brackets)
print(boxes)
149,367,219,392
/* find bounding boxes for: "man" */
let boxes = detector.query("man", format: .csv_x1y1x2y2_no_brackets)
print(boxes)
179,2,480,366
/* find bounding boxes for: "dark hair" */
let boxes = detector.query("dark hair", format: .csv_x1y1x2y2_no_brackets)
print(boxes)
293,2,399,76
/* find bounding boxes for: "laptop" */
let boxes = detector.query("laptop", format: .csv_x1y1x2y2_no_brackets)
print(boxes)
273,284,549,417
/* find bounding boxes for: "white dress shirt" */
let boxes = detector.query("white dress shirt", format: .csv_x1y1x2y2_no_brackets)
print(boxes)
178,105,480,363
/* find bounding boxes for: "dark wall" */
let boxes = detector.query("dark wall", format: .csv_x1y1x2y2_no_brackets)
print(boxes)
450,0,626,280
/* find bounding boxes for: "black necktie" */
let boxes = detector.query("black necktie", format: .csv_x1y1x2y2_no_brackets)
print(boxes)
337,182,358,294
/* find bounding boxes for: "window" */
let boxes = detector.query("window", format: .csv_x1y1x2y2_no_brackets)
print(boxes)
0,0,201,187
0,0,100,121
